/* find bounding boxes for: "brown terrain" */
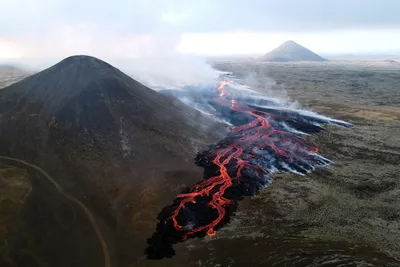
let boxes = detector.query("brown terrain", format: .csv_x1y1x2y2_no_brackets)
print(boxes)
0,58,399,266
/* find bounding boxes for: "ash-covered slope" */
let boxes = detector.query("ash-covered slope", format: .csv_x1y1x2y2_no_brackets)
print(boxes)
260,40,327,62
0,55,225,267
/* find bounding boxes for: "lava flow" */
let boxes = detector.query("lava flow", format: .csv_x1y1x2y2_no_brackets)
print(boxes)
145,78,350,259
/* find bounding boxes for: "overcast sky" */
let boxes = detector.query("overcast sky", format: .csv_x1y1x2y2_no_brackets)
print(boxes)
1,0,400,59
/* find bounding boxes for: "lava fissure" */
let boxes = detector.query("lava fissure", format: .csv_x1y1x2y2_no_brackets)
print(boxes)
145,77,350,259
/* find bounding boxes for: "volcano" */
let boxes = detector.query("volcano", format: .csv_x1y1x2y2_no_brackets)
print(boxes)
260,40,327,62
0,55,225,267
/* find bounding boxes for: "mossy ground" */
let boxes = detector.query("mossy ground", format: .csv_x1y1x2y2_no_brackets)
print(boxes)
0,167,31,251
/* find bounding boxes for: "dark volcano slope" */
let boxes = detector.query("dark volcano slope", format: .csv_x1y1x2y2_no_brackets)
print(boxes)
0,55,225,267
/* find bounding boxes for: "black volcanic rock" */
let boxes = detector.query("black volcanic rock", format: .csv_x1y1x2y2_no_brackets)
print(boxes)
0,55,225,267
260,40,327,62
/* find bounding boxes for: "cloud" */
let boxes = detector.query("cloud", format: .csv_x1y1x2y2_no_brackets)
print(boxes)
0,0,188,58
175,0,400,32
2,0,400,38
1,0,400,58
0,0,201,38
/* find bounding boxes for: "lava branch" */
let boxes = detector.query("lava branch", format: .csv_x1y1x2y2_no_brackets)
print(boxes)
170,145,243,239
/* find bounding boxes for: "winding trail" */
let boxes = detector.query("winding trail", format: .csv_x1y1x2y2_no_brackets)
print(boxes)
0,156,111,267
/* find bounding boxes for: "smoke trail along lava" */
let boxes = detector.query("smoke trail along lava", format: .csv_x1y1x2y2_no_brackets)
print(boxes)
145,77,350,259
171,80,319,237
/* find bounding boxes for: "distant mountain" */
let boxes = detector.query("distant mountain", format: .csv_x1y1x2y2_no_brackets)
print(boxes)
0,55,226,267
383,59,400,64
260,40,327,62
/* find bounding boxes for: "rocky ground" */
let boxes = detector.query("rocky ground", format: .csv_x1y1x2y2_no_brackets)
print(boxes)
1,60,399,266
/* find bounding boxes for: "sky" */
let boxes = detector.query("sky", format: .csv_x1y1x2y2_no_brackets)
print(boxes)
1,0,400,59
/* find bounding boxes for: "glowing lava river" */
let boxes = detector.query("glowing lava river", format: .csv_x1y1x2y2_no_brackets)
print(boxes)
145,75,351,259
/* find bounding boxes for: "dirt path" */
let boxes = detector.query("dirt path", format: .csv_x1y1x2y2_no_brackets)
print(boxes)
0,156,111,267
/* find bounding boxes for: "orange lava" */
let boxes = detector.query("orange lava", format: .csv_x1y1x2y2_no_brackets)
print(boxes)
167,80,317,240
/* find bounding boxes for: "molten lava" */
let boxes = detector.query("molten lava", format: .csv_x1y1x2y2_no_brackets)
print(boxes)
145,77,350,259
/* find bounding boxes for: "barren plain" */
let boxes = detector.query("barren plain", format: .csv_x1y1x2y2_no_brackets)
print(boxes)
202,60,400,266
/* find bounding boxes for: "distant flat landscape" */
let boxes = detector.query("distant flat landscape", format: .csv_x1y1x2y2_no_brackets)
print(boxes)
0,66,32,89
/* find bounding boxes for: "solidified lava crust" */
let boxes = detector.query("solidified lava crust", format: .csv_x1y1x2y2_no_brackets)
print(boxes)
145,78,349,259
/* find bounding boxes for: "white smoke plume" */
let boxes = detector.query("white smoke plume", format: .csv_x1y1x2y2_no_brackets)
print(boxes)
109,56,219,90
